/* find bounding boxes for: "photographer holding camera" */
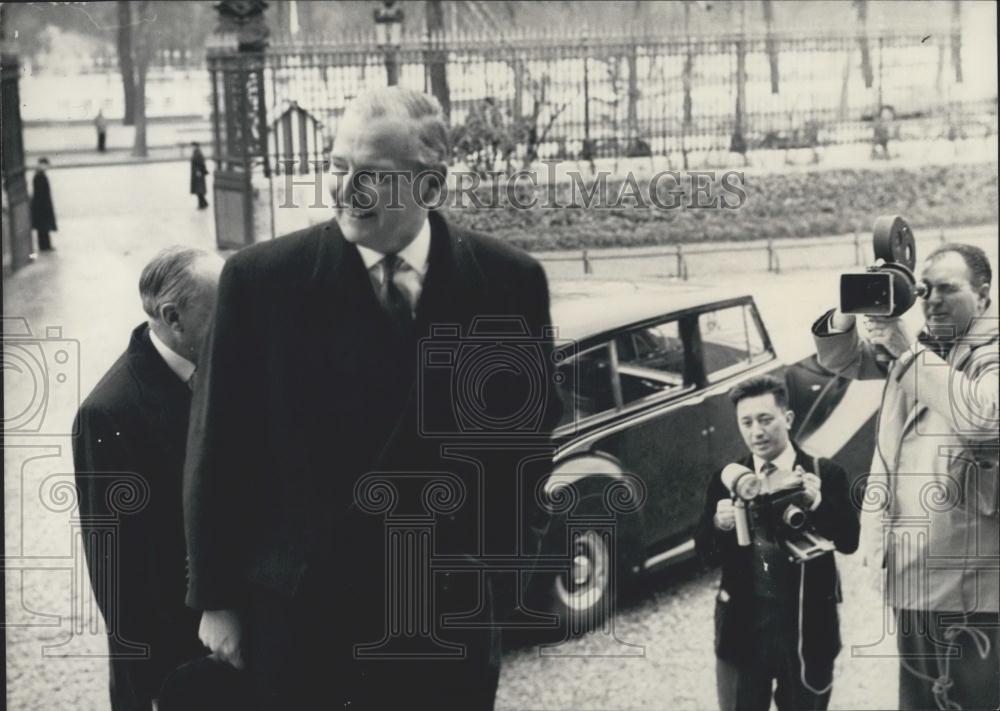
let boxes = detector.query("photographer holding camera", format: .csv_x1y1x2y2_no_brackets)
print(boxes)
696,375,860,711
812,242,999,711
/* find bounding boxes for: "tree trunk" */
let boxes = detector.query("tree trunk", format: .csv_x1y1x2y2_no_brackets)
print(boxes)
425,1,450,118
132,62,147,157
626,43,639,143
763,0,779,94
855,0,873,89
950,0,963,84
117,0,136,125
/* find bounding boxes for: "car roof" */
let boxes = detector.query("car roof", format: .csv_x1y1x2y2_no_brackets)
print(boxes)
550,278,749,343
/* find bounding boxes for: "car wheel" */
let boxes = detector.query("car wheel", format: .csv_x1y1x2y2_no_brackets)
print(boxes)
552,528,613,633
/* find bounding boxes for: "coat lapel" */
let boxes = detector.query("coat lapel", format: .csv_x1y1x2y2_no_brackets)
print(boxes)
126,324,192,448
305,221,392,374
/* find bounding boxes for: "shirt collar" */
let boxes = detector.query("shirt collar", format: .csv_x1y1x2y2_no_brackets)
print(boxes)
753,443,796,475
355,218,431,279
148,327,196,384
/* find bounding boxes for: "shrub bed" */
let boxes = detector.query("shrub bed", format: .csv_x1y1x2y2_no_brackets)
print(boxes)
441,163,998,252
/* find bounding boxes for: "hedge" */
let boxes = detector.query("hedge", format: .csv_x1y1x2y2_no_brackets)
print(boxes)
440,163,998,252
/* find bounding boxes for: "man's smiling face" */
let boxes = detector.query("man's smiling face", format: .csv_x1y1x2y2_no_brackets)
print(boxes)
330,114,429,255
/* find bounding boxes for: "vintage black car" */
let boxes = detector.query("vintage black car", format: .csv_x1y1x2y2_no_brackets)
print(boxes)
540,279,878,627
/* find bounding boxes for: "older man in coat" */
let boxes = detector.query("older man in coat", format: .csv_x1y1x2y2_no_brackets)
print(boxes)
73,246,224,711
813,242,999,711
183,87,561,710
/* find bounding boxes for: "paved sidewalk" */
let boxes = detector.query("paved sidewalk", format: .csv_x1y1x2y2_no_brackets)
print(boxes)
24,117,213,168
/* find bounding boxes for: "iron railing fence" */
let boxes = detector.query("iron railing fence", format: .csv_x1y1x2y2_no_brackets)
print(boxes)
533,227,999,280
255,27,994,171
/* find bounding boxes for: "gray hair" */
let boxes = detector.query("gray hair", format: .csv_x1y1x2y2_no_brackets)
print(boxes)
343,86,450,167
139,246,214,319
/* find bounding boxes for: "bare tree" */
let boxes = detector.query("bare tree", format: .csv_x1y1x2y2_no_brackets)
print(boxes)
425,1,451,117
128,2,160,157
116,1,136,125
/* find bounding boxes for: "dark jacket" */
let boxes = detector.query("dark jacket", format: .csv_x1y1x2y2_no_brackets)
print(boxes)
190,149,208,196
695,443,859,678
31,170,57,232
183,211,561,706
72,324,203,711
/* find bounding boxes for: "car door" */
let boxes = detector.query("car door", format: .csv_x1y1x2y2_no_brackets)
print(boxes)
694,299,780,473
587,315,713,553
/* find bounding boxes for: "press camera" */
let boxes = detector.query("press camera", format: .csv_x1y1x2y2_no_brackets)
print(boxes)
721,463,835,564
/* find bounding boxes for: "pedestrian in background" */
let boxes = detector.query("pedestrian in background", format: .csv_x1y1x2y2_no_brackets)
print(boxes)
95,109,108,152
31,157,57,252
190,142,209,209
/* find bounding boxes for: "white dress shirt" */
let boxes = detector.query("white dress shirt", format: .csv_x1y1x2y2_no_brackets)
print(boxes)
752,443,797,482
149,327,196,385
356,219,431,316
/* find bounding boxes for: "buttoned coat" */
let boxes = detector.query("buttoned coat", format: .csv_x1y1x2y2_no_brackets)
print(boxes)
182,211,561,707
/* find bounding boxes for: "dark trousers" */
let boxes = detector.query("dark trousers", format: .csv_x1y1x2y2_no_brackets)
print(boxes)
896,608,1000,711
98,131,106,152
716,600,833,711
36,229,52,251
196,192,208,209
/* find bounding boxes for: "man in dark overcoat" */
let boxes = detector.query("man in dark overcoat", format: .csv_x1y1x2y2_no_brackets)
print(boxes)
73,246,224,711
190,143,209,209
184,86,562,710
696,375,860,711
31,157,57,251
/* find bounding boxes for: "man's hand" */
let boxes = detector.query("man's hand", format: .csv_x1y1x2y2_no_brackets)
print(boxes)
714,499,736,531
865,316,916,360
829,309,856,332
793,465,823,510
198,609,246,670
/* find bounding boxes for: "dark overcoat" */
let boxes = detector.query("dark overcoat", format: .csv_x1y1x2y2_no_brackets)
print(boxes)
183,211,561,709
695,443,860,687
31,170,57,231
189,149,208,196
72,324,204,711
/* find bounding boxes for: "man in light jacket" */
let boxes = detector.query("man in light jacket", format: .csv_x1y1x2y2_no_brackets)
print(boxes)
812,242,998,711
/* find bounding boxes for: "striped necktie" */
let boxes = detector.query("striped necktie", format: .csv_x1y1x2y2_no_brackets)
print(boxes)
759,461,776,493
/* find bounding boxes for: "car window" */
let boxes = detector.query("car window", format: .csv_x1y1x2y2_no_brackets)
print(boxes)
614,320,686,405
700,303,769,382
555,343,617,428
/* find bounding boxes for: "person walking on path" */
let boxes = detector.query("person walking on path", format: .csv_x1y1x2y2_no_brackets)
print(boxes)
190,143,209,209
95,110,108,152
31,157,57,252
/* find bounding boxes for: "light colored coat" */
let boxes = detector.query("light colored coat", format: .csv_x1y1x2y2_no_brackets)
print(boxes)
813,306,998,611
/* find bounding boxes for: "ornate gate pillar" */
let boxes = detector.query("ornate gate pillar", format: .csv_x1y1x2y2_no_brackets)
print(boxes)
208,0,272,249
